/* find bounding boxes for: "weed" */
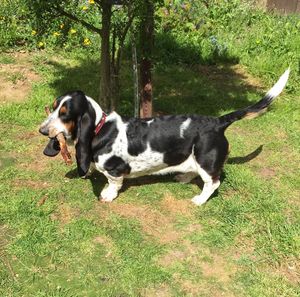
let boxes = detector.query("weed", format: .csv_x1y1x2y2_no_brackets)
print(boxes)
7,73,26,84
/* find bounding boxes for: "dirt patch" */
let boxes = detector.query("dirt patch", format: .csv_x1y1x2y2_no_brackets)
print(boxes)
199,253,236,283
230,64,263,89
159,241,236,283
174,274,236,297
159,193,193,217
19,157,51,173
12,179,51,190
107,203,182,244
158,239,198,266
158,240,237,296
0,53,40,104
93,235,115,258
275,260,300,285
259,167,276,179
231,231,257,263
141,284,172,297
96,192,201,244
50,203,80,225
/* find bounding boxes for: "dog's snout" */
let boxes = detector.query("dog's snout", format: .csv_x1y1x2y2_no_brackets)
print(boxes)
39,126,49,136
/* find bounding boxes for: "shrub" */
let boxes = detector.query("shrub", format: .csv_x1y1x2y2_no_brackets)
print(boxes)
0,0,100,51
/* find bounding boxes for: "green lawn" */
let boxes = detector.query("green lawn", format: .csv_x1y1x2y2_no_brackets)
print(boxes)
0,51,299,297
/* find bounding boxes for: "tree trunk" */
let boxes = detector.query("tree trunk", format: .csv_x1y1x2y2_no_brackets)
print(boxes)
139,0,154,118
110,26,118,111
99,1,112,111
131,34,139,118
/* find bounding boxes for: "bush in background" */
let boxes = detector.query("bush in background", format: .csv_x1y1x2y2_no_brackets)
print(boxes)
1,0,299,93
154,0,299,92
0,0,100,51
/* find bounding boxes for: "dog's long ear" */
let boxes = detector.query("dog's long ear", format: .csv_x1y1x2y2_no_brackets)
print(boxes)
75,111,94,177
43,138,60,157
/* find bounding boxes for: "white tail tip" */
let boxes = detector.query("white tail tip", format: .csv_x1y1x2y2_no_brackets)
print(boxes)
267,68,290,98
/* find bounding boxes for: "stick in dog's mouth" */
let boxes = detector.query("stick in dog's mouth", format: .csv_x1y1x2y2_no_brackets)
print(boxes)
44,106,72,165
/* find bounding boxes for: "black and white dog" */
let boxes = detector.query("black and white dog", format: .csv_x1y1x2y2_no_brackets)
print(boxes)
39,69,289,205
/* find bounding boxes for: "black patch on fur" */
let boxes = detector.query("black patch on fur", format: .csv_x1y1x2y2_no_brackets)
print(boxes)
92,121,119,159
43,138,60,157
104,156,131,177
126,118,150,156
147,115,195,166
194,132,229,178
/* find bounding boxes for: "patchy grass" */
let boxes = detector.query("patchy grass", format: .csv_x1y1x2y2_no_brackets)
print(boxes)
0,53,40,104
0,51,299,297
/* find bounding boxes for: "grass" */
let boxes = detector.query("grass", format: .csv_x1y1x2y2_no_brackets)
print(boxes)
1,3,299,296
6,72,26,84
0,49,299,297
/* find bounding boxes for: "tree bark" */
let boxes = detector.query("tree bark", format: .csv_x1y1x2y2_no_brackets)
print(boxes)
99,1,112,111
131,34,139,117
139,0,154,118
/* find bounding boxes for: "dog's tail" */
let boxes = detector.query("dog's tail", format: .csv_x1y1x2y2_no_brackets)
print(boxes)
217,68,290,130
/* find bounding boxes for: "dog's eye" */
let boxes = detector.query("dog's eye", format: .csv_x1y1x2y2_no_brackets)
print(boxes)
59,106,67,116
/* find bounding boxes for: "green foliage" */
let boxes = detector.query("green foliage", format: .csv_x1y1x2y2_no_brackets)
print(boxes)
0,0,100,50
153,0,300,94
0,0,34,48
155,0,241,64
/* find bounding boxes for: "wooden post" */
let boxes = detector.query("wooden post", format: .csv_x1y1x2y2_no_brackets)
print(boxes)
99,0,112,111
139,0,154,118
131,34,139,118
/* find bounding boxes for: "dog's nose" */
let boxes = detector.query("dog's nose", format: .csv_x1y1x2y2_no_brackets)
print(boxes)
39,126,49,136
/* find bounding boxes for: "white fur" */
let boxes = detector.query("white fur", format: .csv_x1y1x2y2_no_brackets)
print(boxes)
191,164,220,205
92,112,218,204
147,119,154,126
40,95,72,137
101,173,123,202
154,152,196,175
86,95,104,126
266,68,290,98
95,112,129,170
180,118,191,138
95,113,166,177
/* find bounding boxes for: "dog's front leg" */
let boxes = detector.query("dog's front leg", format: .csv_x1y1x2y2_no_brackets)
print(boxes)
100,173,123,202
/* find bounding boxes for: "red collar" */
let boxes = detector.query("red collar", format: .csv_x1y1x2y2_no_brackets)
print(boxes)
94,113,107,135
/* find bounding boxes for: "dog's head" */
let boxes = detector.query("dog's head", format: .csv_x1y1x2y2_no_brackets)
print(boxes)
39,91,102,177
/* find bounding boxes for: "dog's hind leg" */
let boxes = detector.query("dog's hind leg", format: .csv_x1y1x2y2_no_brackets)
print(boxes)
191,167,220,205
101,173,123,202
191,134,228,205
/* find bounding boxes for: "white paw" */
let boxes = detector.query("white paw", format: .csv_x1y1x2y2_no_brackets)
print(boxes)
100,187,118,202
174,173,196,184
191,195,207,206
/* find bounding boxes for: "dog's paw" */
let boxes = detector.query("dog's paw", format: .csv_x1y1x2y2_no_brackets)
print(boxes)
100,187,118,202
191,195,207,206
174,173,196,184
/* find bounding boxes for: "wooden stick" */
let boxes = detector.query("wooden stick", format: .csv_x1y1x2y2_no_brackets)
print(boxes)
44,106,72,165
45,106,51,116
56,133,72,165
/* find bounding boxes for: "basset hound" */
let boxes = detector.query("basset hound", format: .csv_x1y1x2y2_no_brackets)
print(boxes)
39,69,289,205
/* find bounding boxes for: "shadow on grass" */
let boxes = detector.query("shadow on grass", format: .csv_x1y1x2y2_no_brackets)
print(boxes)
46,34,266,117
57,37,266,199
227,145,263,165
64,144,262,200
